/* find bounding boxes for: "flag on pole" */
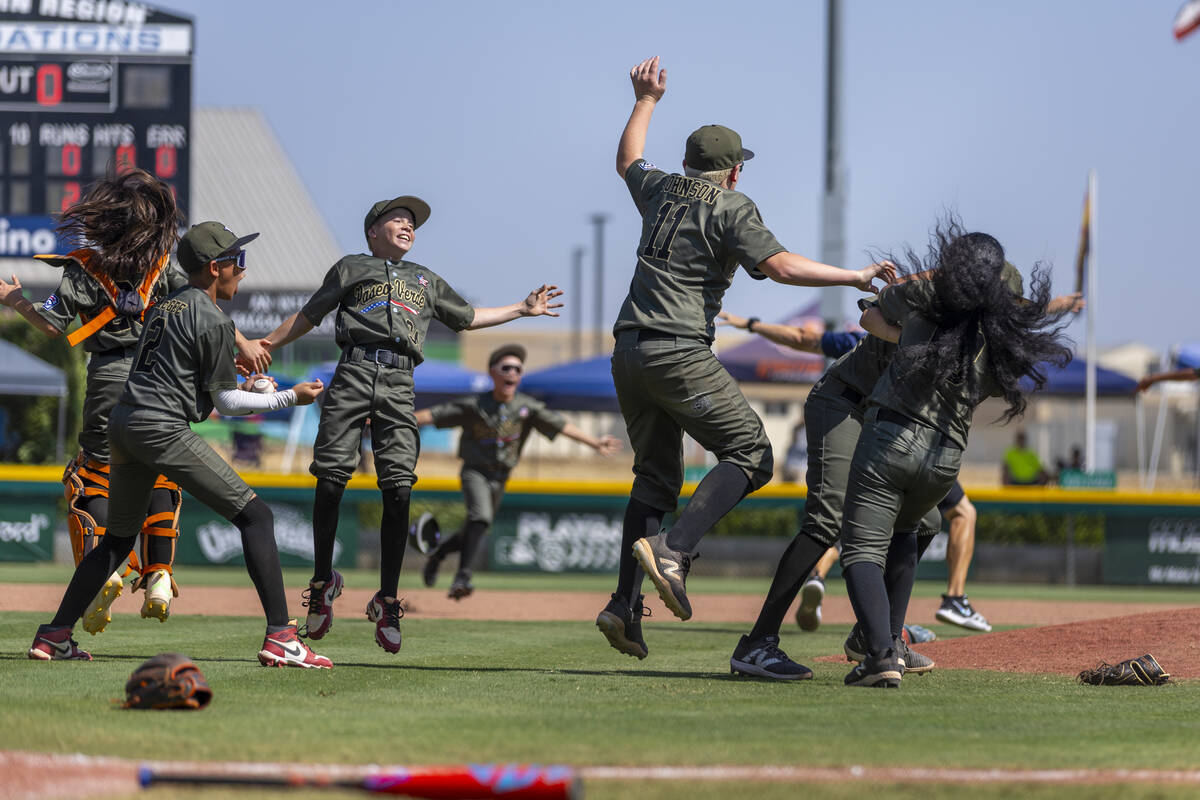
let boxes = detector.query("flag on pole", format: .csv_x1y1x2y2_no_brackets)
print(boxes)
1174,0,1200,41
1073,180,1091,295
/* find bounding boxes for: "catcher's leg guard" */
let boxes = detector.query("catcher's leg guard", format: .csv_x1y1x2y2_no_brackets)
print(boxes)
65,454,126,635
135,478,182,622
64,454,108,566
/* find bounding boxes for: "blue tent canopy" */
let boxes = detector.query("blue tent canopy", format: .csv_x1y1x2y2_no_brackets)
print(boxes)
521,355,620,412
309,358,490,409
1019,358,1137,396
1175,342,1200,369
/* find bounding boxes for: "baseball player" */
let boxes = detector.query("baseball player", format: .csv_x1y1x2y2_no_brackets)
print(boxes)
840,226,1073,687
416,343,622,599
29,222,331,668
0,169,270,635
720,281,1081,679
596,56,893,662
719,314,1001,635
262,196,563,654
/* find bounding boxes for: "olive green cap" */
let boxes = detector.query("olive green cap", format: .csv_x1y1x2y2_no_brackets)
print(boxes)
177,221,259,274
363,196,431,239
684,124,754,171
488,343,527,367
1001,261,1024,298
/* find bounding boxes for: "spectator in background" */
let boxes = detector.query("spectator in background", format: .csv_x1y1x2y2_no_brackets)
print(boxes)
1002,430,1050,486
1055,445,1084,482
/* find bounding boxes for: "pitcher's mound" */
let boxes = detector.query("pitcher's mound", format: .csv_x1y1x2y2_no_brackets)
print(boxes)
818,606,1200,678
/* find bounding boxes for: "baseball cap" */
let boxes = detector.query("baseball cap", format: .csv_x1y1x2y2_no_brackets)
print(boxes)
488,343,527,368
177,222,260,274
363,196,431,237
1001,261,1024,299
684,124,754,171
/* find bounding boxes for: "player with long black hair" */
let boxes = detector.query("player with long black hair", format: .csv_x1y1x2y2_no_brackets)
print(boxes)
840,220,1073,687
0,169,270,633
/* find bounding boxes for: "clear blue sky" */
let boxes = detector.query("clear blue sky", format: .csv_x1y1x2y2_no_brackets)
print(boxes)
164,0,1200,353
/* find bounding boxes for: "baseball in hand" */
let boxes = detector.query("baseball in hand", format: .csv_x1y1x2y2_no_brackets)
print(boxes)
250,378,275,393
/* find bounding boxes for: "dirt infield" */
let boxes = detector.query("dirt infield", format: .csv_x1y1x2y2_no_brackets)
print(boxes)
4,582,1194,627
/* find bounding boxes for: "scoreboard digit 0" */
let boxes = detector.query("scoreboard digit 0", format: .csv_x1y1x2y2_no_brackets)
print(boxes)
0,2,192,256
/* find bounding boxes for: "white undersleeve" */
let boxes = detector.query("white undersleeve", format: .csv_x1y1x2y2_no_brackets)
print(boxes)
211,388,298,416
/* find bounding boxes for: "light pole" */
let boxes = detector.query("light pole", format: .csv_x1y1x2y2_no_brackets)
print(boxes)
591,213,608,356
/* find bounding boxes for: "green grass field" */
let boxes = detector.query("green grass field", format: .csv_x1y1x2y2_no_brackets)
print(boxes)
3,573,1199,799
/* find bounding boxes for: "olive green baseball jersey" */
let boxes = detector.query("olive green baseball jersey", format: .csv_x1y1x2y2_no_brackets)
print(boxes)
428,391,566,474
868,281,1001,448
119,286,239,423
300,255,474,363
613,159,786,344
817,335,897,401
36,262,187,353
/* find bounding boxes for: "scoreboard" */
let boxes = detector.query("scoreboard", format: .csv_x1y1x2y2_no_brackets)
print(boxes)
0,2,192,257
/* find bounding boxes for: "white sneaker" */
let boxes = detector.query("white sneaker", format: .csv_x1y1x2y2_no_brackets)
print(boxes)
82,571,124,635
795,574,825,632
935,594,992,632
141,569,175,622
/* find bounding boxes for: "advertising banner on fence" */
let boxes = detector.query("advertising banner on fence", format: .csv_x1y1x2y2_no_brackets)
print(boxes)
0,501,55,561
174,497,356,569
490,508,623,573
1105,514,1200,585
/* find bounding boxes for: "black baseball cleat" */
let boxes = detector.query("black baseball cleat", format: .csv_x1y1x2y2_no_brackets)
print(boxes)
422,553,442,588
632,533,693,620
844,649,902,688
843,622,868,662
596,593,649,659
895,636,935,675
447,571,474,600
730,634,813,681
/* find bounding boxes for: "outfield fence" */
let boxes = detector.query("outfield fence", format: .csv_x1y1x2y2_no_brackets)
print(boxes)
0,465,1197,586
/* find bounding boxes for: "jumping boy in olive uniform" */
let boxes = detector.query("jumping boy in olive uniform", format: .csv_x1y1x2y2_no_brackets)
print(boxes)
416,343,622,599
597,56,893,661
29,222,330,668
264,196,562,654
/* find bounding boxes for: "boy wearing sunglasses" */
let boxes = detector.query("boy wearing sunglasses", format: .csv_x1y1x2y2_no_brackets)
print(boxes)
415,343,621,599
29,222,331,668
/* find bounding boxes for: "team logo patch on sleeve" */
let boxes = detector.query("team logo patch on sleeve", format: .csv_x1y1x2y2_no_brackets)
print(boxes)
42,294,59,310
639,161,656,171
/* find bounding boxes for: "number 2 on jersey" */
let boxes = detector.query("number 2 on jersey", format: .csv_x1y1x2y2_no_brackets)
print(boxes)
642,201,687,261
132,316,166,373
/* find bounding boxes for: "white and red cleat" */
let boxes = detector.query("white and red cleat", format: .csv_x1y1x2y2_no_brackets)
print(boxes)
258,624,332,669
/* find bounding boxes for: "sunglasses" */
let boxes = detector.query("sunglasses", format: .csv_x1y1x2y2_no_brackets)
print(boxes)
497,364,522,375
217,251,247,272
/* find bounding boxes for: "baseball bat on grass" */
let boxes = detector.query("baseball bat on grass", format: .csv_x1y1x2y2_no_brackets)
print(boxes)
138,763,581,799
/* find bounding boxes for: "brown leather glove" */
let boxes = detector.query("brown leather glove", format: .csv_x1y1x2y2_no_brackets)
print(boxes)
123,652,213,710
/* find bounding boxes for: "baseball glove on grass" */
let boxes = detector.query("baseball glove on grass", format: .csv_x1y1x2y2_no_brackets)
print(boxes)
1077,653,1170,686
124,652,213,709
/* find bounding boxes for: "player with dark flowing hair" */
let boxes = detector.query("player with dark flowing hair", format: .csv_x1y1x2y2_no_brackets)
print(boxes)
0,168,270,634
840,220,1073,687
